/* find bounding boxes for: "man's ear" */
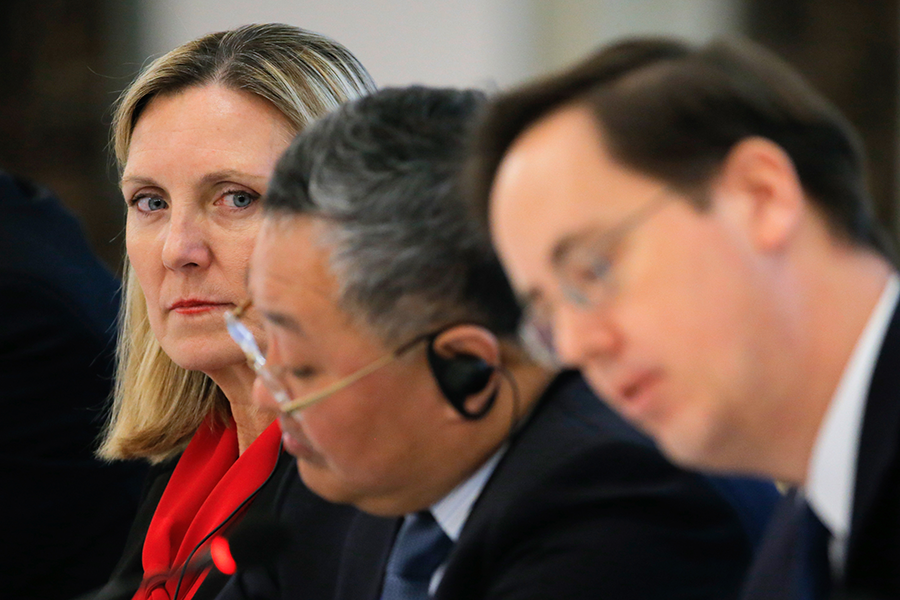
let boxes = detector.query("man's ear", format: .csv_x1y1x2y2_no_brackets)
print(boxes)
713,136,807,253
429,325,501,420
431,324,500,365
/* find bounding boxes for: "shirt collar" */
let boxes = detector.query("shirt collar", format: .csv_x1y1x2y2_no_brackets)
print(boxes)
806,274,899,545
429,444,507,542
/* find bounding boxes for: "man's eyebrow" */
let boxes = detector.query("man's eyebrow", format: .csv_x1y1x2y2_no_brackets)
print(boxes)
550,229,595,268
262,310,308,337
517,287,542,313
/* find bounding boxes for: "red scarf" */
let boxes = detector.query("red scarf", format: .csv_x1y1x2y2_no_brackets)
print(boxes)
135,416,282,600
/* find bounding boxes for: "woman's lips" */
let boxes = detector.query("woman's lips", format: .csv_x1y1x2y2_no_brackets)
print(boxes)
169,299,230,314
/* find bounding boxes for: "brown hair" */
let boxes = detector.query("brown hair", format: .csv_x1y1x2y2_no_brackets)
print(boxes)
468,36,893,259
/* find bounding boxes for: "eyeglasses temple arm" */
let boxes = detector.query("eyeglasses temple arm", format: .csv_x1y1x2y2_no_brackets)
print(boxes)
280,352,397,415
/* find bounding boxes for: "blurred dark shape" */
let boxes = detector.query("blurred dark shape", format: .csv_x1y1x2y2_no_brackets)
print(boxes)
0,171,146,599
746,0,899,234
0,0,141,273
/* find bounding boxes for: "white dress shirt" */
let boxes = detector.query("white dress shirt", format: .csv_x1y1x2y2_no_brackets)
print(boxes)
805,274,899,576
417,445,507,595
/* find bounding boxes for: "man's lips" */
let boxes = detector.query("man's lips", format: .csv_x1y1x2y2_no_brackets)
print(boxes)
278,416,318,459
168,299,230,314
606,369,664,419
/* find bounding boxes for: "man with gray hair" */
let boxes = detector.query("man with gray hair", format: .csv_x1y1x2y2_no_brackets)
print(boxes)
230,86,775,599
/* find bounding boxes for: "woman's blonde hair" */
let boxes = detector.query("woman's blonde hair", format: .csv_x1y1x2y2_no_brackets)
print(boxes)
99,23,376,463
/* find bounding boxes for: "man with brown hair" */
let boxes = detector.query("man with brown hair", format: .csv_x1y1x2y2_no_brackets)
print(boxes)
470,37,899,599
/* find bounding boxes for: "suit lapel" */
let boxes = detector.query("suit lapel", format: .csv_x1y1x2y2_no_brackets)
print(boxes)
334,513,400,600
436,373,590,599
845,304,900,587
741,491,806,600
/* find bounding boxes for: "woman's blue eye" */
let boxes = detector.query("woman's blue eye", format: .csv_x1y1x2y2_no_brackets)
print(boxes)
134,195,168,212
224,190,258,208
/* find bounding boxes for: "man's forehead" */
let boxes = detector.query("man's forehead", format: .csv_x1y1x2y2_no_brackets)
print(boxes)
489,102,674,300
495,107,591,187
498,105,669,223
254,214,330,262
250,217,338,304
492,108,615,233
486,109,587,308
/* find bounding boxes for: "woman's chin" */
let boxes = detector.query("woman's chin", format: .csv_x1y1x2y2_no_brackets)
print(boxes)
164,345,247,377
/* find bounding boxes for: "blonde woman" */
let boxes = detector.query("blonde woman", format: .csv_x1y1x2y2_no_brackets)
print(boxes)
95,23,375,600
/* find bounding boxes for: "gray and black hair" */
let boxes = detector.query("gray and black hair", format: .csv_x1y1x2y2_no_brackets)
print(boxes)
265,86,522,344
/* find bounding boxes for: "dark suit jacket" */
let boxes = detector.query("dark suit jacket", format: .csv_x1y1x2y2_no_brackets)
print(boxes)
90,450,356,600
0,172,146,599
213,460,358,600
333,372,775,600
741,304,900,600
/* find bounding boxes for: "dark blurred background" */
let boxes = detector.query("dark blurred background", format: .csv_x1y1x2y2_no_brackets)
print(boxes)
746,0,899,239
1,0,897,273
1,0,140,271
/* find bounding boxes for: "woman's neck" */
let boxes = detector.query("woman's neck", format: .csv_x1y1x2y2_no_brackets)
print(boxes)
207,363,277,455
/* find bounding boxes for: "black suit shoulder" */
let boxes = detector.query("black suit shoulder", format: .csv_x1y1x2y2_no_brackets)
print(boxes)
437,372,761,600
334,372,772,600
213,455,359,600
0,172,144,600
844,303,900,597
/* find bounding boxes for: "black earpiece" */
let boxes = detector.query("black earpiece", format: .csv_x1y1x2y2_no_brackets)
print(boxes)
426,340,496,420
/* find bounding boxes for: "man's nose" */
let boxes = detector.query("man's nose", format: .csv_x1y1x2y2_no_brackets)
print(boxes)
552,301,620,368
251,373,283,413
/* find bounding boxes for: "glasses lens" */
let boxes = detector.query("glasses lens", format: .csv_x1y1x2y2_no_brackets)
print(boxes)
225,310,265,368
224,310,294,406
518,310,561,369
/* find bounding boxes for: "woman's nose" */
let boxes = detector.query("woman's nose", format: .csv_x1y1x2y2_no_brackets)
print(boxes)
162,208,212,271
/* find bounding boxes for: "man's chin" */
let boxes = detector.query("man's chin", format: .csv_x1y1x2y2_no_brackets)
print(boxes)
658,429,743,476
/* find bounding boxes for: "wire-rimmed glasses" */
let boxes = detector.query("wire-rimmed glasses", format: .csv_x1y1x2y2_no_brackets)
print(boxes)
518,187,673,361
553,186,673,308
224,300,423,415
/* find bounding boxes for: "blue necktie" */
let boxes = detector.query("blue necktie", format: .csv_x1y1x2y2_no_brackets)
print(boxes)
380,511,453,600
800,502,833,600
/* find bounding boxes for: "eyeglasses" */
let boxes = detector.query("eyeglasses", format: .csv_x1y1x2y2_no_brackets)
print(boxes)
554,186,673,308
519,187,673,357
224,300,425,415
